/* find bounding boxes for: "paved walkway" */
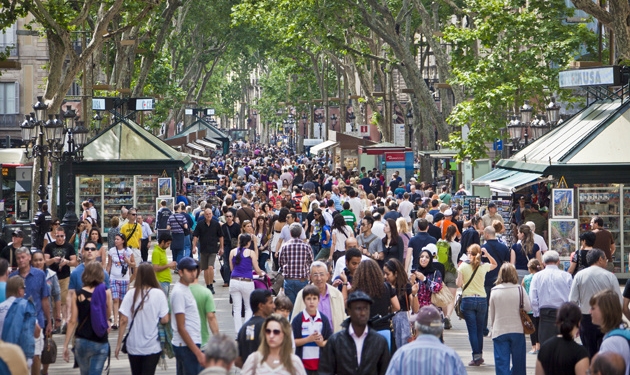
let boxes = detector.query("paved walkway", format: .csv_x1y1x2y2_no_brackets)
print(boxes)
46,250,542,374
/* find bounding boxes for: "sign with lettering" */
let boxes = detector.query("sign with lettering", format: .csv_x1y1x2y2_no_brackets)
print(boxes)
385,153,405,162
559,66,620,88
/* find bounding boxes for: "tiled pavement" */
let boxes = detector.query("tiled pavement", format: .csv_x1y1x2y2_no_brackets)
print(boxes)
45,248,551,375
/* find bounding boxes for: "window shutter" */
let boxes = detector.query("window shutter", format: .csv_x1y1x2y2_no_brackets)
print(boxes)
13,82,19,114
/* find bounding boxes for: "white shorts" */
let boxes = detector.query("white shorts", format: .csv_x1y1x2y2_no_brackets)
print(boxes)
34,333,44,356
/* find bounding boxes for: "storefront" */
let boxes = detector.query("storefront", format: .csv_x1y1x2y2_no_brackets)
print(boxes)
165,118,230,155
358,143,414,182
329,131,376,170
473,96,630,276
60,118,191,228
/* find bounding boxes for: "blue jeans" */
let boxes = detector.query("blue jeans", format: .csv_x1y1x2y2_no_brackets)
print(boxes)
160,281,171,298
493,333,526,375
74,338,109,375
484,285,492,335
183,235,191,258
461,297,488,359
173,344,203,375
284,279,308,305
172,248,184,264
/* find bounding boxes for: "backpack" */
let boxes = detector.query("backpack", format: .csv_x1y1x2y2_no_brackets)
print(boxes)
436,239,457,273
604,328,630,353
2,297,36,359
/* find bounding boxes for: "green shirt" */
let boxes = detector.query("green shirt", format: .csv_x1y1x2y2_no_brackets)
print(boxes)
340,209,357,228
439,192,452,205
151,245,172,283
189,283,216,345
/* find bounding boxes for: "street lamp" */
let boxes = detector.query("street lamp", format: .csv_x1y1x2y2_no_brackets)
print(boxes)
302,113,307,137
348,111,356,132
507,115,522,151
315,111,324,140
545,97,561,128
406,108,413,147
330,114,338,131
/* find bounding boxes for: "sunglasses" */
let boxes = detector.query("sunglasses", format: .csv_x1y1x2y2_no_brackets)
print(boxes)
129,213,137,216
84,247,98,251
265,328,282,336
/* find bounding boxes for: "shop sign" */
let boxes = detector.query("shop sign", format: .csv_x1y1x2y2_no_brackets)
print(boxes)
393,123,406,146
559,66,620,88
385,153,405,162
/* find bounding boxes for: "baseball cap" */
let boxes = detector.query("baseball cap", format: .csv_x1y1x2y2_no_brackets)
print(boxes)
347,291,374,305
422,243,438,257
12,229,24,238
177,257,198,271
444,209,453,216
416,305,443,327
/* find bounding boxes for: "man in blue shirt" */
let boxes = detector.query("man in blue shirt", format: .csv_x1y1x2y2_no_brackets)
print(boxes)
68,241,111,294
406,219,437,273
386,305,466,375
10,247,51,370
481,226,510,336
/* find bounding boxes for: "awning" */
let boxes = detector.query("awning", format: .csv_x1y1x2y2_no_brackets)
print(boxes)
203,137,222,146
182,153,209,161
417,149,458,159
186,143,205,152
310,140,339,154
194,139,217,150
471,168,518,186
488,171,552,194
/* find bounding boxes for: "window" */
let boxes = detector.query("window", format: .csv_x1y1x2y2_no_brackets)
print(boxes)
0,23,17,57
0,82,19,114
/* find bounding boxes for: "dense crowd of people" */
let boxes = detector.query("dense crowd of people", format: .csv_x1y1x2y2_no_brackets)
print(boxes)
0,142,627,375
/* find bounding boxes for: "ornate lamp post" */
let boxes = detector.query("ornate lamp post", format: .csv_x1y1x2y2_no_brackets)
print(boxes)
330,114,338,131
546,97,561,128
507,115,522,152
348,112,356,132
520,100,533,147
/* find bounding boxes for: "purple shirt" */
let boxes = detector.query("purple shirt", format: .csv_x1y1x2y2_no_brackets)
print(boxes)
319,287,333,332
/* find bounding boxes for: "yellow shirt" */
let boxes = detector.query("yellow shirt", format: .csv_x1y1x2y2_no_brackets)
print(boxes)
458,262,491,297
151,245,172,283
120,222,142,249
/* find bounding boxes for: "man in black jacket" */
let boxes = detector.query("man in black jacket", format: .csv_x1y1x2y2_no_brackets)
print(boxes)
319,291,390,375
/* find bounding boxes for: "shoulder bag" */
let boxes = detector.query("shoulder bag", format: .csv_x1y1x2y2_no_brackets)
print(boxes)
430,271,455,309
519,286,536,335
175,214,190,236
121,291,148,354
454,265,480,320
115,247,129,277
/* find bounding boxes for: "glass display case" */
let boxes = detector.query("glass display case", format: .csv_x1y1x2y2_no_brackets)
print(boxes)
77,175,160,229
135,176,158,222
577,187,621,272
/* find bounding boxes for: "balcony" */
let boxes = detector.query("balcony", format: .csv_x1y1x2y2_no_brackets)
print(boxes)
0,114,21,127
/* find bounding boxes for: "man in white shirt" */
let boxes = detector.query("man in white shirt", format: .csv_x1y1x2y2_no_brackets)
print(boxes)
371,213,386,239
568,249,622,358
398,193,415,224
529,250,573,346
525,221,548,253
347,190,364,221
171,257,204,374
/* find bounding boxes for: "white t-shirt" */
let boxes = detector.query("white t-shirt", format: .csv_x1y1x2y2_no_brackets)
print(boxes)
0,296,16,337
398,201,414,222
348,197,364,220
170,282,201,346
333,226,353,252
108,247,133,281
448,240,462,267
372,221,386,239
119,288,169,355
599,336,630,375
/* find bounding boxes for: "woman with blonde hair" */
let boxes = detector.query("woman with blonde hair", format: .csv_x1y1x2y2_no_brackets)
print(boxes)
396,217,412,263
457,244,497,366
241,314,306,375
489,262,530,375
413,208,427,235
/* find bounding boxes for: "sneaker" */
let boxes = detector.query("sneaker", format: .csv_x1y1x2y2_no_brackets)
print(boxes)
208,284,215,294
444,317,452,330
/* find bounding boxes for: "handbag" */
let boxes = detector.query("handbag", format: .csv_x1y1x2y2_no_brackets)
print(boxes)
431,272,455,309
454,265,480,320
176,215,190,236
405,293,417,342
122,291,148,354
116,247,129,277
41,333,57,364
519,286,536,335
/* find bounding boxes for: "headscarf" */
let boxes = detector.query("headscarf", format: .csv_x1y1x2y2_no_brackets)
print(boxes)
416,249,435,277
